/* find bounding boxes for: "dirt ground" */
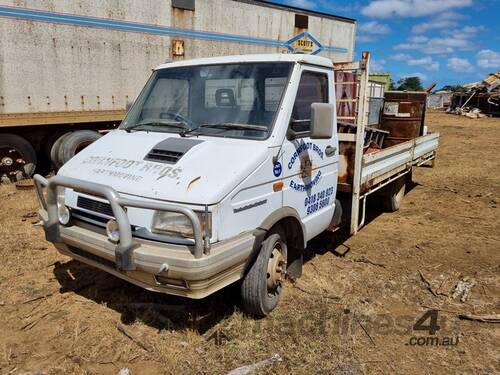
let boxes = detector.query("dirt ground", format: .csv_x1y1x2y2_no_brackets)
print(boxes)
0,111,499,375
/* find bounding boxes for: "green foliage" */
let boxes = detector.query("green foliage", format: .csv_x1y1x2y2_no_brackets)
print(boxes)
396,76,423,91
389,78,396,91
438,85,465,92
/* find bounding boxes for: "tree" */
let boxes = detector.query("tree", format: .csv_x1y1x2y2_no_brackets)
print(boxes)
438,85,465,92
389,78,396,91
396,76,423,91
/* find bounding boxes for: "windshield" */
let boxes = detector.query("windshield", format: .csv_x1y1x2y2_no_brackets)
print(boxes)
121,62,293,139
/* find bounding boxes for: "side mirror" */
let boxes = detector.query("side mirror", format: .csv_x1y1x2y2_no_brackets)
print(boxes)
310,103,334,139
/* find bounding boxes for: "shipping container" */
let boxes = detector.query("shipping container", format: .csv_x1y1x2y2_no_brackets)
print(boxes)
0,0,356,182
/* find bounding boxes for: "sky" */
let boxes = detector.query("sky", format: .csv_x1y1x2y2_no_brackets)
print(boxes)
267,0,500,87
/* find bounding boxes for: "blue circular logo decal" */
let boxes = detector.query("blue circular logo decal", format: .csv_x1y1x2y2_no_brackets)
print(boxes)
273,162,282,177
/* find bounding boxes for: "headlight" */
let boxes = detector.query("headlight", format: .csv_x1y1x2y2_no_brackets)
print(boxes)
151,211,211,238
58,204,70,225
57,187,70,225
106,219,120,243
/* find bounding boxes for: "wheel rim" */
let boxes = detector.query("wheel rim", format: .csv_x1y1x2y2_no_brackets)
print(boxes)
266,243,286,293
0,146,27,182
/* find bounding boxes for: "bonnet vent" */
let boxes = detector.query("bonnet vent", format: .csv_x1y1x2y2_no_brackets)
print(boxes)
144,138,203,164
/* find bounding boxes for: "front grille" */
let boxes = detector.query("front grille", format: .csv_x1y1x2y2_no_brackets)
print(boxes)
77,196,113,217
72,209,109,225
145,149,183,164
72,209,136,232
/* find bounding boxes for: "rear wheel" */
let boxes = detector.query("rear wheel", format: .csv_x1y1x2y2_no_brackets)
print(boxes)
0,134,37,183
382,175,406,212
241,228,287,317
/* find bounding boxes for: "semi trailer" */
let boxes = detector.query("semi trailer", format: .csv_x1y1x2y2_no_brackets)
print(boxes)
0,0,356,182
34,52,439,316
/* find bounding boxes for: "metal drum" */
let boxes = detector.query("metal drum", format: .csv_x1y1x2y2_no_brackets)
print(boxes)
380,91,427,147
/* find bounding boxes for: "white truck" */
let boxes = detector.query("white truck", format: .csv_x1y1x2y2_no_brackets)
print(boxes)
34,52,439,316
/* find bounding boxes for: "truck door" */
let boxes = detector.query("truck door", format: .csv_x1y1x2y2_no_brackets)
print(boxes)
281,66,339,240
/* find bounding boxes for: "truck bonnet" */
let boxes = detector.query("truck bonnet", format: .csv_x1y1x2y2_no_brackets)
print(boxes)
57,130,268,205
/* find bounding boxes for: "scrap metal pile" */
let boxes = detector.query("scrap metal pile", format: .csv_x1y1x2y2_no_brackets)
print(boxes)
447,72,500,118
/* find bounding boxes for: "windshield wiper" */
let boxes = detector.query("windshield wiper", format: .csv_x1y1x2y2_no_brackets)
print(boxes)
183,123,268,136
125,120,189,133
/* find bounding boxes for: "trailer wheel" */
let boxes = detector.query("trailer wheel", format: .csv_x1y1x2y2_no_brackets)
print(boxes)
50,132,73,169
382,176,406,212
0,134,37,183
241,228,287,317
58,130,102,166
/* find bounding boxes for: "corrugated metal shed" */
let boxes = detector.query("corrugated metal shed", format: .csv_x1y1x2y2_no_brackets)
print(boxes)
0,0,356,115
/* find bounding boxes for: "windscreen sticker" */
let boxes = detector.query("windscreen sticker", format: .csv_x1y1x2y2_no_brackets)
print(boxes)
81,156,182,181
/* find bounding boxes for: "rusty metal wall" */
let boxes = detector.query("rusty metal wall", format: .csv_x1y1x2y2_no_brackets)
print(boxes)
0,0,356,117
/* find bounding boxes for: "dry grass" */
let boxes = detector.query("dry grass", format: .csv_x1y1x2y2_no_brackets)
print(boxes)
0,112,499,374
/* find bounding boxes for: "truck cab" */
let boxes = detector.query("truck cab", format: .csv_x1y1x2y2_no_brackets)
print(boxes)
34,53,438,316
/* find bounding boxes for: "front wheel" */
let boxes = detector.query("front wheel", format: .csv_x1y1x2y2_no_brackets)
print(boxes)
241,228,287,317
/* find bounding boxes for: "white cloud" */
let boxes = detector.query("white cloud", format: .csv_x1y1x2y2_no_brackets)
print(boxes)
427,62,440,71
361,0,472,18
391,53,411,61
371,59,387,71
447,57,474,72
357,21,391,43
391,54,440,70
359,21,391,34
411,12,462,33
356,35,377,43
408,36,429,43
461,25,487,34
476,50,500,69
407,56,440,71
442,25,487,38
394,36,474,54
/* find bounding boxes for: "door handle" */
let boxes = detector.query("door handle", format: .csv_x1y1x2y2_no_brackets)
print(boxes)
325,145,337,157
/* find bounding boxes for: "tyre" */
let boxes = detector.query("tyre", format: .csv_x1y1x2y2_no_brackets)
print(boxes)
50,132,73,169
57,130,102,166
241,228,288,317
44,131,67,161
0,133,37,183
382,176,406,212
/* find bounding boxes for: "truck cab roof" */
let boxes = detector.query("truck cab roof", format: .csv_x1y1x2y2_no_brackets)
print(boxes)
155,53,334,70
